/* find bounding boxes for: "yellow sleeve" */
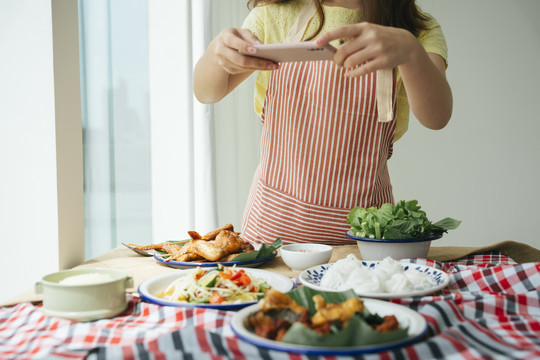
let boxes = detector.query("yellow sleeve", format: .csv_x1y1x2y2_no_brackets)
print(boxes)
419,12,449,67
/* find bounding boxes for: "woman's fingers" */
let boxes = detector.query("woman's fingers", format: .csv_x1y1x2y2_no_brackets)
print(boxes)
215,28,276,73
316,23,414,77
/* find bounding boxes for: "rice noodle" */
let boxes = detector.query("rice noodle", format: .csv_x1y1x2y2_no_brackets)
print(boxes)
320,255,437,294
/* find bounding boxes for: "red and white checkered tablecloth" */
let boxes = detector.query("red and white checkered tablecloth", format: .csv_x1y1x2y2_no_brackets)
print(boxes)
1,252,539,360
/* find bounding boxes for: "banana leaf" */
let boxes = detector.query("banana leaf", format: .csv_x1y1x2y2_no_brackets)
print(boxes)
280,286,409,347
229,237,282,261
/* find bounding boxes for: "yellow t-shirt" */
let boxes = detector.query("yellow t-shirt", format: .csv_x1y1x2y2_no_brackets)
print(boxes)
242,0,448,142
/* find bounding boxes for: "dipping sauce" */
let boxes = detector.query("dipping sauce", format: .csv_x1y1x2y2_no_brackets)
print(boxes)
292,249,320,253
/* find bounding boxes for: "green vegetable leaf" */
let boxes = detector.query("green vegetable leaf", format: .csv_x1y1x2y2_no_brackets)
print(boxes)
347,200,461,239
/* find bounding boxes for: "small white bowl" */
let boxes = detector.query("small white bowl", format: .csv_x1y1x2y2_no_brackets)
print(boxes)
346,231,442,260
280,244,333,272
35,268,133,322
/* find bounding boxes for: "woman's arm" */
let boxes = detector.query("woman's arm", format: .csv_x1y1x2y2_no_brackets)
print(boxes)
193,28,276,104
315,23,452,129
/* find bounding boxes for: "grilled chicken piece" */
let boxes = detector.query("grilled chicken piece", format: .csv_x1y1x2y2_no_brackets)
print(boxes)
201,223,234,240
187,230,244,261
131,225,252,262
188,231,202,240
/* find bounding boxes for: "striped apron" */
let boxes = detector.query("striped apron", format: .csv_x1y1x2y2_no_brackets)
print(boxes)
241,3,397,246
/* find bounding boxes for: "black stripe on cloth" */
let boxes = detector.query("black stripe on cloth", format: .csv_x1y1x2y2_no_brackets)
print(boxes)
429,302,454,328
209,332,228,357
135,342,150,360
256,345,273,360
426,340,445,359
515,265,536,291
457,323,517,358
387,347,407,360
172,330,194,360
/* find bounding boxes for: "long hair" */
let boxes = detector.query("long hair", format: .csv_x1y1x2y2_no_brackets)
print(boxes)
246,0,428,40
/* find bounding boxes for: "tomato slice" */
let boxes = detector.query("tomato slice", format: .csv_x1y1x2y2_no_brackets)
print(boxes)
230,269,244,281
209,291,225,304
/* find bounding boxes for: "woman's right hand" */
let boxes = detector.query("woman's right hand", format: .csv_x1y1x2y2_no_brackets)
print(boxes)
211,28,277,74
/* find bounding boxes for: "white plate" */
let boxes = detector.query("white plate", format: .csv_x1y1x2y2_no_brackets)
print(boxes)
138,267,295,310
154,251,277,269
231,299,428,355
299,261,449,299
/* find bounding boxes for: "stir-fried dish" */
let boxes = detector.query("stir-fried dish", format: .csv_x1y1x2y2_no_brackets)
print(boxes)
248,290,400,342
156,265,272,305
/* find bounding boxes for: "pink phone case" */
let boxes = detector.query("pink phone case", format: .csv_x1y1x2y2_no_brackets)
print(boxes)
242,41,336,62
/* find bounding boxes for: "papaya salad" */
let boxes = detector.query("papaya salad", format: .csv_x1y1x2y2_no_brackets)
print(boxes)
156,265,272,305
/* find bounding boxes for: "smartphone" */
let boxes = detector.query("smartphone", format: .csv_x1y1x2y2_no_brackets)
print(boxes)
241,41,336,63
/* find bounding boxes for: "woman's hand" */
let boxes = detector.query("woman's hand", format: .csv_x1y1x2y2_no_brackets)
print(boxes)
211,28,277,74
194,28,275,104
314,22,417,77
315,22,453,130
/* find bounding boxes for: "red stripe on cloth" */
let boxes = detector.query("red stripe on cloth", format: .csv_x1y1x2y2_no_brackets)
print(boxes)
288,352,304,360
440,332,479,360
148,338,167,360
404,345,420,360
225,337,246,360
194,327,221,360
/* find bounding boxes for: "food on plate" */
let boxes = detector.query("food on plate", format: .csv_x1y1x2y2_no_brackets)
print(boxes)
347,199,461,239
59,272,113,285
156,265,272,304
129,224,255,262
247,287,408,347
320,255,438,294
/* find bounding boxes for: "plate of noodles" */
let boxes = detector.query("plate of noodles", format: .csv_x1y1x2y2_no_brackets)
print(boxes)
299,255,449,299
138,266,295,310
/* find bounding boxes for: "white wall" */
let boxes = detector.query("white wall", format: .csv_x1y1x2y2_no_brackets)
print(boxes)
0,1,59,303
0,0,84,305
390,0,540,248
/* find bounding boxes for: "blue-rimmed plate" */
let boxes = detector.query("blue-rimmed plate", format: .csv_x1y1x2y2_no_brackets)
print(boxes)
153,251,277,269
138,267,294,310
299,261,449,299
231,299,428,355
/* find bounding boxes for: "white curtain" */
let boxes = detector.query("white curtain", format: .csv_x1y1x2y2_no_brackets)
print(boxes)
81,0,260,257
148,0,260,243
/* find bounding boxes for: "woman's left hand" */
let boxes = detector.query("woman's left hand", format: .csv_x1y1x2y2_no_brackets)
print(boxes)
314,22,420,78
315,22,452,130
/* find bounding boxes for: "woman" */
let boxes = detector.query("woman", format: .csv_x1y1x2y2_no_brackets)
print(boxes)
193,0,452,246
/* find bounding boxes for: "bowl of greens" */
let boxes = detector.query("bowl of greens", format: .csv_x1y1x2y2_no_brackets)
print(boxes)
346,200,461,260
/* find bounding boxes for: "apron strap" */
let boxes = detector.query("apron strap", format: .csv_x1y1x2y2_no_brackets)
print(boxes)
376,69,394,122
286,0,394,122
285,0,318,42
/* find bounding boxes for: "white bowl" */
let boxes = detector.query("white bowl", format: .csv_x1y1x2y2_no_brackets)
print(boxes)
35,268,133,322
346,231,442,260
280,244,333,272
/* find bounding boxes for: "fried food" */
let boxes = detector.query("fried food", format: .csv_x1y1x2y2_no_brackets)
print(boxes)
248,291,401,341
311,294,364,327
247,290,310,341
129,224,254,263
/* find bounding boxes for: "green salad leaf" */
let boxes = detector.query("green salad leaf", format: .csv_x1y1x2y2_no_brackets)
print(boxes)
347,200,461,239
279,286,409,347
